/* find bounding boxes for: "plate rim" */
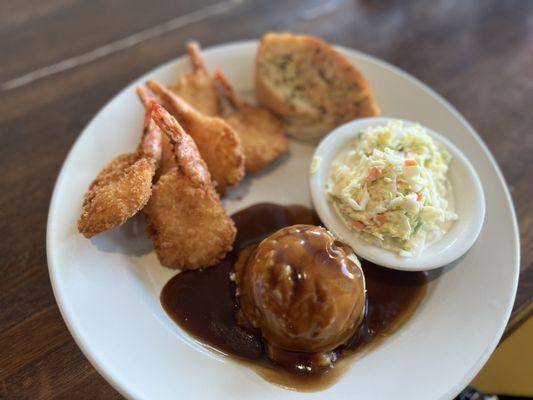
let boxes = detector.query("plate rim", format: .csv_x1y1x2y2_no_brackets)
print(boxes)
46,39,520,400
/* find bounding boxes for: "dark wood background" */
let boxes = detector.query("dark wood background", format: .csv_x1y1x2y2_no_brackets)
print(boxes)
1,0,531,398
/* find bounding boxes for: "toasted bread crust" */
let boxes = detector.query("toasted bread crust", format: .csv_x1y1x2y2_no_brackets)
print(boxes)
255,33,379,141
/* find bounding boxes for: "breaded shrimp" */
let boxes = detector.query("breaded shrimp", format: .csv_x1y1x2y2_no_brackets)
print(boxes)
77,100,162,238
146,79,245,193
214,69,289,173
143,104,236,269
169,42,220,116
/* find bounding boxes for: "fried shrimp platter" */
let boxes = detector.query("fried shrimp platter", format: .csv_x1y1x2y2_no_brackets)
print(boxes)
214,69,289,173
77,94,162,238
169,42,220,116
146,79,245,193
143,104,236,269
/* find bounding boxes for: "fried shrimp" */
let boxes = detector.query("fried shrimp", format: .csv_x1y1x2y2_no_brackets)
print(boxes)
143,104,236,269
146,79,245,193
214,69,289,172
169,42,220,116
77,98,162,238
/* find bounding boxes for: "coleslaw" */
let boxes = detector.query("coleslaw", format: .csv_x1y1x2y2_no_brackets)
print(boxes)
327,121,458,257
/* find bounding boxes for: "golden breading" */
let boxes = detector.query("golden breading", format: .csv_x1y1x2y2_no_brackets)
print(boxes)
146,79,245,193
78,154,155,238
143,104,236,269
255,33,379,141
214,69,289,173
169,42,220,116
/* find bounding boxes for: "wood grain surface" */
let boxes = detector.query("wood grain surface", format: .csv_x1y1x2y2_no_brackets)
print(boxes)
1,0,531,398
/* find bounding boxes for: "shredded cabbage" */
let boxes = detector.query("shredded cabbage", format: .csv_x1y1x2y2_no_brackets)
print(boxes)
327,121,458,257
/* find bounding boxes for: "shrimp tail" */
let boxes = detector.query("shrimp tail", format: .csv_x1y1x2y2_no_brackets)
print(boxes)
214,68,243,108
187,42,206,72
136,85,162,162
146,79,198,120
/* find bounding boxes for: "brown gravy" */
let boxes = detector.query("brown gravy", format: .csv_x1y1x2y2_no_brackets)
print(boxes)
161,203,427,391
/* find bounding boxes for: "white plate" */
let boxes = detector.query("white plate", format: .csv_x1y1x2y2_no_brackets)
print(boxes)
47,41,519,400
310,117,486,271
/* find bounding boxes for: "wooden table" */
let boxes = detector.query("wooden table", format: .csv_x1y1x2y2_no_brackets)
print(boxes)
1,0,531,397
